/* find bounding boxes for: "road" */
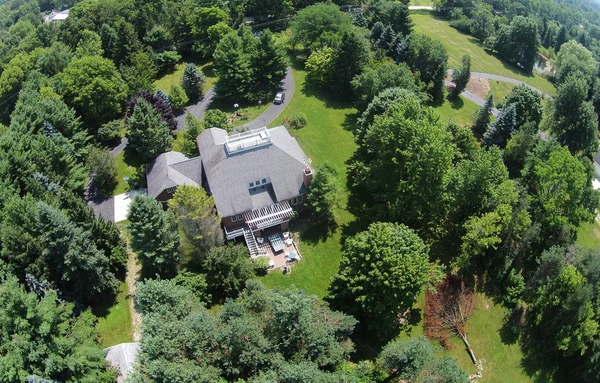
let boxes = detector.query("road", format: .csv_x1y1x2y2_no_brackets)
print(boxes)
470,72,554,99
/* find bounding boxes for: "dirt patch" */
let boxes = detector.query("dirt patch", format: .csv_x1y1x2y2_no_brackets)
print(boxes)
465,77,490,100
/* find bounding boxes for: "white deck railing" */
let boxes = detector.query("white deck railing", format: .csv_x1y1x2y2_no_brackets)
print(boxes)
244,200,294,230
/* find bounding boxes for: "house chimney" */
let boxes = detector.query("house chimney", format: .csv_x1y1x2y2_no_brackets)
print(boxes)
303,166,313,190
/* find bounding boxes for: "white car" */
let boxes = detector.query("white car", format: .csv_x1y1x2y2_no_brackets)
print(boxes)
274,92,285,104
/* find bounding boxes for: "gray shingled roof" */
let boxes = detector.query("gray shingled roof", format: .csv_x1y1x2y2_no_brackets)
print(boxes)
146,151,203,198
197,126,308,217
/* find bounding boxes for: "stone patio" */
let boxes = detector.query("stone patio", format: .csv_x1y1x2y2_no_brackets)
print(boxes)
251,230,302,272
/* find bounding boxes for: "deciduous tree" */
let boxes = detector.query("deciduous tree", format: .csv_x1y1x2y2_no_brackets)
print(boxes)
169,185,223,252
348,98,455,236
406,33,448,103
59,55,128,132
328,222,434,339
502,84,542,129
88,147,117,196
201,244,253,300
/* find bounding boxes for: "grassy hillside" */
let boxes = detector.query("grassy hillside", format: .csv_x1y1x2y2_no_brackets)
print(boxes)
412,14,556,96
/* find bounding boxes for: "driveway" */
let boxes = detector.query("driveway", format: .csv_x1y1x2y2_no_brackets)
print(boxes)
236,67,295,130
175,87,216,131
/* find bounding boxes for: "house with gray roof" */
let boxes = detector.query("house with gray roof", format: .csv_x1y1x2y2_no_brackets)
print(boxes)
147,126,312,254
146,151,203,205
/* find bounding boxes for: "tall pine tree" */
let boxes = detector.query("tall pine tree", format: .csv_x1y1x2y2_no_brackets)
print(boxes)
250,30,287,101
213,32,253,101
473,93,494,137
483,103,516,148
127,195,180,278
125,99,173,163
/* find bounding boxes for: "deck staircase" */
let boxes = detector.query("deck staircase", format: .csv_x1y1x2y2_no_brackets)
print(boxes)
244,227,262,256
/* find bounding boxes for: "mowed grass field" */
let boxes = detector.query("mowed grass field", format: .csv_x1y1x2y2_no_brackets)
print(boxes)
430,95,480,126
577,220,600,250
262,67,357,298
95,282,134,347
412,14,556,96
488,80,516,104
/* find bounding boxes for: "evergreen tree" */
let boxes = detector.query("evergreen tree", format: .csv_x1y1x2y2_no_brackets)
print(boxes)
377,25,396,51
473,93,494,136
307,164,341,224
181,63,206,102
250,30,287,100
330,31,370,98
450,54,471,98
181,113,203,157
168,84,188,110
213,32,253,101
37,202,116,304
127,195,180,278
483,103,517,148
555,25,567,52
0,276,115,382
125,99,173,163
371,21,385,42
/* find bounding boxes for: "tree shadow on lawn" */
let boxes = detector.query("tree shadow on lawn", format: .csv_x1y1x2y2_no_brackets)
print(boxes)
342,112,360,134
293,213,336,245
301,81,356,111
122,147,148,189
351,308,423,361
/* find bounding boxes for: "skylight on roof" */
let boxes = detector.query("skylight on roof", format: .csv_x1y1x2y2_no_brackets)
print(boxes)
225,127,272,155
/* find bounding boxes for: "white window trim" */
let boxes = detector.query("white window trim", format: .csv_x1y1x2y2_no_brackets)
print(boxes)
231,214,244,222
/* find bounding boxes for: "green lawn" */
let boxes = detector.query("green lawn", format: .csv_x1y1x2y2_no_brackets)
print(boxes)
577,220,600,251
443,294,530,383
410,0,434,5
412,14,556,96
154,61,217,97
430,95,480,126
261,67,358,298
95,282,134,347
114,151,139,195
487,80,515,104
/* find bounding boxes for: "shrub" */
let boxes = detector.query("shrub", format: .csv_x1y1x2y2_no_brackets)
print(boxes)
204,109,229,129
284,112,307,129
181,63,206,102
152,50,181,73
96,120,122,146
168,84,189,110
253,256,270,276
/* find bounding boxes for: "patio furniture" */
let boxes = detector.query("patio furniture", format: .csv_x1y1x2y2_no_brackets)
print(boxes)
284,238,293,246
288,251,297,261
268,260,275,268
256,237,264,244
282,231,290,239
268,234,285,253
